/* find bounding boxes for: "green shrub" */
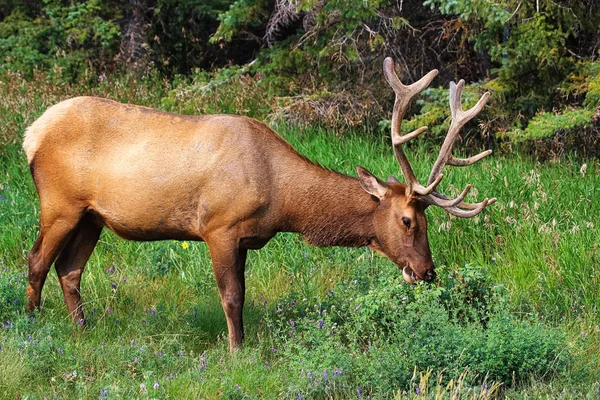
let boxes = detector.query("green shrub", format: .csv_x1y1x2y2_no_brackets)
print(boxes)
262,263,572,397
0,1,121,81
581,63,600,110
161,66,283,118
504,109,595,142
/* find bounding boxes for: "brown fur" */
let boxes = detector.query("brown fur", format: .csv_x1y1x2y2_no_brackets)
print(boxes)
24,96,435,352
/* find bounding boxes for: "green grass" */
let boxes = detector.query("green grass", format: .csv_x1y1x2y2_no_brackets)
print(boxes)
1,72,599,398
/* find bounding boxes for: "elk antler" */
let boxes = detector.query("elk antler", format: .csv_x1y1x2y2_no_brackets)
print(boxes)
384,57,496,218
383,57,439,196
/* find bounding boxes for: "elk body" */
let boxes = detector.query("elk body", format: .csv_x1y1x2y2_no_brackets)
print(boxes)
24,58,495,352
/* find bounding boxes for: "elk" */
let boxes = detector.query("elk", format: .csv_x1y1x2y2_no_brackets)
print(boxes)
23,58,495,352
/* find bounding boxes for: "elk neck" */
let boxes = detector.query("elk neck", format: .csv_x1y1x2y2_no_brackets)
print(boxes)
278,163,378,248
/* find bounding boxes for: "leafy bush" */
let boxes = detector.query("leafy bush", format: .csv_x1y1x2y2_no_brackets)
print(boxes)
261,263,572,397
505,109,595,142
563,61,600,111
424,0,598,112
0,0,121,80
161,67,283,118
0,0,243,80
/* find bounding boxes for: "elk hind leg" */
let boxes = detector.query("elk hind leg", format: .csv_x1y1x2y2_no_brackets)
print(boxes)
54,213,102,325
26,212,82,312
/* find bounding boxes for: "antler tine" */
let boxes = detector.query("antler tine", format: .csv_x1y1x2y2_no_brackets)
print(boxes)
421,184,472,208
428,190,497,210
383,57,438,195
427,81,490,186
443,198,493,218
447,150,492,166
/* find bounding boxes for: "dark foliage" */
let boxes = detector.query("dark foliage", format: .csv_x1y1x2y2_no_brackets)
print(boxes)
1,0,598,146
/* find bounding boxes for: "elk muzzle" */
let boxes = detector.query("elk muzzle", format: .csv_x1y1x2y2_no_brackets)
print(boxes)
402,266,435,284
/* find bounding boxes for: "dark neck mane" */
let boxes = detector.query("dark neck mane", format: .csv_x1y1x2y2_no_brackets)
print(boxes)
280,165,377,248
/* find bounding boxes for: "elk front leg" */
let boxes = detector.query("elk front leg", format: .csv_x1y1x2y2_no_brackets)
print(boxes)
207,237,247,352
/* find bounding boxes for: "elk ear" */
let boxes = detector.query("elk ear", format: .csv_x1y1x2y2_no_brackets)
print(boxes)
356,165,390,200
387,175,401,184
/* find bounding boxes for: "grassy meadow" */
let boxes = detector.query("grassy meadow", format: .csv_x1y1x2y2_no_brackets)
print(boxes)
0,71,599,399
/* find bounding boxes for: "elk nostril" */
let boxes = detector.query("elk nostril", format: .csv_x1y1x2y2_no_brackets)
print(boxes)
424,269,436,282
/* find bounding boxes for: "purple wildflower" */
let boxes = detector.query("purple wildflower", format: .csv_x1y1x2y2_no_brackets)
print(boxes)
317,319,324,329
153,381,160,390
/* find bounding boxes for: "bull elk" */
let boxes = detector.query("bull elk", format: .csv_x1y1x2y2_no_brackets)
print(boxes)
23,58,495,352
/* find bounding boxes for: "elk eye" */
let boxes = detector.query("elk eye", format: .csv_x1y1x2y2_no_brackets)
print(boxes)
401,217,411,228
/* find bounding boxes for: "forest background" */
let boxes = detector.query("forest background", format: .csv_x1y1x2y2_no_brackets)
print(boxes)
1,0,599,147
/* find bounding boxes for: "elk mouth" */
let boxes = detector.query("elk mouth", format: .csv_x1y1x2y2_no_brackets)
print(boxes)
402,266,420,284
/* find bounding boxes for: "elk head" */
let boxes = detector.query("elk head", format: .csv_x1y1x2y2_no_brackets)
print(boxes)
357,58,496,284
